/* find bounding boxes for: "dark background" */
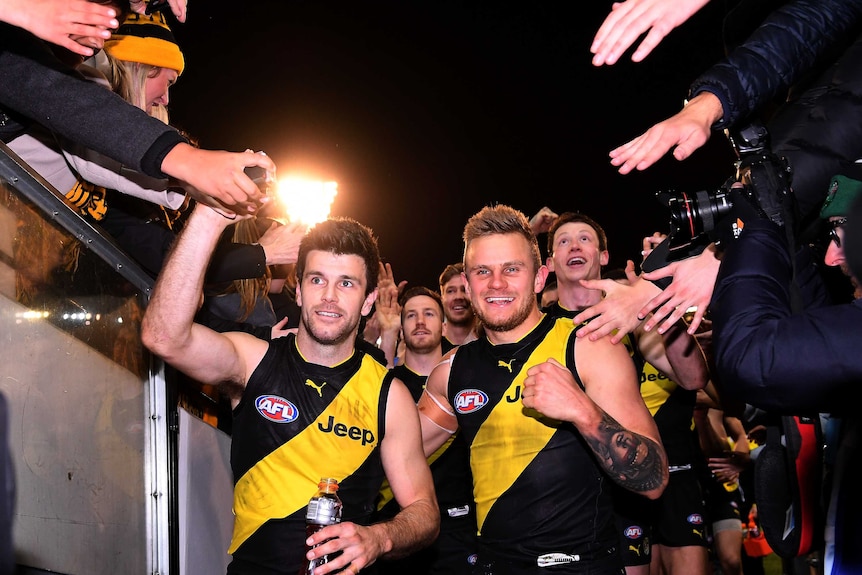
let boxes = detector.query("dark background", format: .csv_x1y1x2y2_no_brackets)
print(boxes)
168,1,738,290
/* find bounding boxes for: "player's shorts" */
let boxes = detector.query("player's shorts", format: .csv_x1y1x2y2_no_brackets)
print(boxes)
701,468,744,525
652,465,709,547
614,486,654,566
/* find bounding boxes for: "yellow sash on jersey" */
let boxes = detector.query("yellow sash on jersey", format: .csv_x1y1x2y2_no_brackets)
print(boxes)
228,355,386,553
471,321,572,533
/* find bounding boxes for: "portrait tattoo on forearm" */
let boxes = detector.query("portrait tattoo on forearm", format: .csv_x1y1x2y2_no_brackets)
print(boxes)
587,413,665,493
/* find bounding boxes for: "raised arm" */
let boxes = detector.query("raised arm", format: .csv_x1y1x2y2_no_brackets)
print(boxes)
590,0,711,66
609,91,722,174
0,0,118,56
141,204,268,396
635,321,709,390
372,262,405,368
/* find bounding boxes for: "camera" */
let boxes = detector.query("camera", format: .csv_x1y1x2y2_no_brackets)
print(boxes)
243,166,273,195
656,122,793,261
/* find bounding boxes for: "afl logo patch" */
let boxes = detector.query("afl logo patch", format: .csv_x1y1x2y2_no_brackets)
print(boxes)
624,526,643,539
455,389,488,414
687,513,704,525
255,395,298,423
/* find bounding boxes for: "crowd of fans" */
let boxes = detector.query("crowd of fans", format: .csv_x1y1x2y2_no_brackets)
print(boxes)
1,1,860,574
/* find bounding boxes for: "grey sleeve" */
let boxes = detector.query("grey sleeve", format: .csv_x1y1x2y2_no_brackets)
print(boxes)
0,23,187,178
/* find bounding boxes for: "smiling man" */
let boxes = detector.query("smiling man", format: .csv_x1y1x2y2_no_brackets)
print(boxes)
141,204,438,575
543,212,710,575
418,204,667,575
438,263,478,352
375,286,477,574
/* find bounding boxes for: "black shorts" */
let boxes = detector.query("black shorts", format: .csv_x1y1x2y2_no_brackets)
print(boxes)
377,512,478,575
614,488,653,566
614,466,708,566
701,471,744,525
652,467,709,547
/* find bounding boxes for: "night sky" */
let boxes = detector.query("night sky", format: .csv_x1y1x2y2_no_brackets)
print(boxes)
168,1,737,291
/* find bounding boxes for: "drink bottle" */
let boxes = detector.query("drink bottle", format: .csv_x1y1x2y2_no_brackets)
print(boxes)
298,478,343,575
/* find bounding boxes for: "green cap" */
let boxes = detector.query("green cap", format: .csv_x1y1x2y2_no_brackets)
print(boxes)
821,174,862,219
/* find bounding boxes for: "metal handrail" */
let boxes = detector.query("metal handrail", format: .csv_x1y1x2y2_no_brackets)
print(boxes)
0,140,154,296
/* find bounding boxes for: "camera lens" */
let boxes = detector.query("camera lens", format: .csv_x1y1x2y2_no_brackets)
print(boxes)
666,188,734,241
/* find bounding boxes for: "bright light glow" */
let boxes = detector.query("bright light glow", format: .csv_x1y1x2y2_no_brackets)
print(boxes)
16,310,49,320
275,178,338,227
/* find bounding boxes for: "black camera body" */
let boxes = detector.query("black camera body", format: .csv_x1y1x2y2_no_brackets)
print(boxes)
243,166,272,195
656,122,793,261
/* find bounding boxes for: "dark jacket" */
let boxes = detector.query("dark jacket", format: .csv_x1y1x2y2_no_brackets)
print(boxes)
688,0,862,221
0,23,186,178
710,219,862,414
689,0,862,131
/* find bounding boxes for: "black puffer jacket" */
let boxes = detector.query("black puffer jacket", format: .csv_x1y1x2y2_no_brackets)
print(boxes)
688,0,862,221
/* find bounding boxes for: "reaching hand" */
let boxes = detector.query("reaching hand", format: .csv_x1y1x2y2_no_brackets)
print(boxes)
258,221,306,266
609,92,723,174
161,145,275,217
638,244,720,335
0,0,119,57
572,261,659,344
707,452,749,483
270,317,296,340
374,262,405,335
641,232,667,262
591,0,711,66
529,206,559,235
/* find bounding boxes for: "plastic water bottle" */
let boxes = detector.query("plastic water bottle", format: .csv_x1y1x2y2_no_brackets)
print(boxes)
298,478,343,575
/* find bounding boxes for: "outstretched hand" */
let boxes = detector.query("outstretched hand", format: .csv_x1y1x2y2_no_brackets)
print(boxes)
374,262,406,336
591,0,711,66
0,0,119,57
609,92,722,174
638,244,720,335
258,221,306,266
161,145,276,217
572,260,657,344
529,206,559,235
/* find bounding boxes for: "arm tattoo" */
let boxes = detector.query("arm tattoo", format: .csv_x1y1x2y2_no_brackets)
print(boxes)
584,413,665,493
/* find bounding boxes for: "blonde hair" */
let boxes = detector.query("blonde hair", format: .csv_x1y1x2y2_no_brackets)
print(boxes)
228,220,272,322
463,204,542,272
100,53,169,122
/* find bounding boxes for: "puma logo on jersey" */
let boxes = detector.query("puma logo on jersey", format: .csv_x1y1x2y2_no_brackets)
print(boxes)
305,378,327,397
628,545,642,557
497,359,515,372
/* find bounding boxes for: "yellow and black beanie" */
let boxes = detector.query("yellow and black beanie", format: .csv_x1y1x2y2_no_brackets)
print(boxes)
104,11,185,75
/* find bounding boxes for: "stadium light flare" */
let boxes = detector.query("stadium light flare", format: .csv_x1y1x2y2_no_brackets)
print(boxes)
275,178,338,228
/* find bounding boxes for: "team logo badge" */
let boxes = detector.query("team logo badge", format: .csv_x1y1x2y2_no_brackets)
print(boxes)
454,389,488,414
255,395,298,423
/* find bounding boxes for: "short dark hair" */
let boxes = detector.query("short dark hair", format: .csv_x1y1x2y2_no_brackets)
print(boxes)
399,286,444,318
438,262,464,289
463,205,541,272
547,212,608,255
295,217,380,295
